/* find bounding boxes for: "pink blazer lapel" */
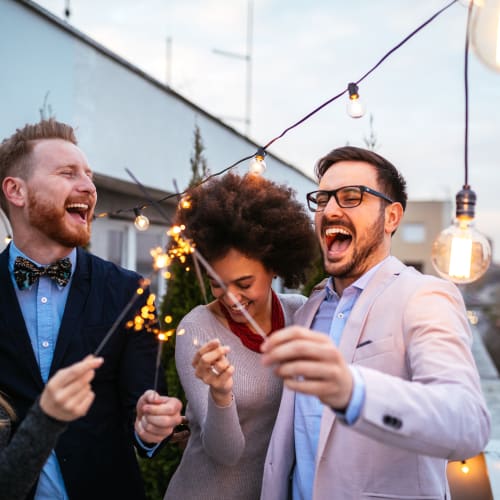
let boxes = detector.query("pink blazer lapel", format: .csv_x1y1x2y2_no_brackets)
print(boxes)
339,256,406,362
316,257,406,461
295,285,327,327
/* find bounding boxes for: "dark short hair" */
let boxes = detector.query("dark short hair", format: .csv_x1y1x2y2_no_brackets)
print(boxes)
0,119,77,217
315,146,407,211
176,172,318,289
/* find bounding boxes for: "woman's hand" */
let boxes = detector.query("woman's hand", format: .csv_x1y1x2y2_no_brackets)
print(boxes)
192,339,234,407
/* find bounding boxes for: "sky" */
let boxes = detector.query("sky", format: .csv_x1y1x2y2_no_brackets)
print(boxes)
35,0,500,262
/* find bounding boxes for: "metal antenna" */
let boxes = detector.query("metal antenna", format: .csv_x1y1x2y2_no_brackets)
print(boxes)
213,0,253,136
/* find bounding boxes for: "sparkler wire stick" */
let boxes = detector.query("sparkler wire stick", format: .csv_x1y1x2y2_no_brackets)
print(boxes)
192,251,208,304
153,334,166,392
94,276,151,356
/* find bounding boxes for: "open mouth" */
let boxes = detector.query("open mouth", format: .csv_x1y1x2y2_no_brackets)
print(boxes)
229,300,250,312
325,227,352,254
66,203,90,223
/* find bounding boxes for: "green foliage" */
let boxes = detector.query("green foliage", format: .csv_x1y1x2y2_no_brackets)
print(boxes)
138,124,211,500
301,251,328,297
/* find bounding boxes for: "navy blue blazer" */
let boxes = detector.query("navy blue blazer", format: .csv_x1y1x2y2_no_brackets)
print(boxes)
0,246,165,500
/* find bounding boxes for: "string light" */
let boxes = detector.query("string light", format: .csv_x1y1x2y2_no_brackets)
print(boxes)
431,1,492,284
460,460,470,474
470,0,500,72
346,82,365,118
133,208,150,231
249,148,266,175
90,1,457,225
432,188,491,282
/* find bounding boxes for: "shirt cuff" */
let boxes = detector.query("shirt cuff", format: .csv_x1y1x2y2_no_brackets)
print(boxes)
333,365,365,426
134,430,161,457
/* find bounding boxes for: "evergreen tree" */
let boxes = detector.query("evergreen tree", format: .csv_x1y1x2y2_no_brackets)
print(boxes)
139,125,211,500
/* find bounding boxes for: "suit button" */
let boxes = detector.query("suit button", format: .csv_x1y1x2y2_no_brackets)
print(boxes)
383,415,402,429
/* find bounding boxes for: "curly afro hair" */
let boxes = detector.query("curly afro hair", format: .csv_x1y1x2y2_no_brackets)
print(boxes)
175,172,318,289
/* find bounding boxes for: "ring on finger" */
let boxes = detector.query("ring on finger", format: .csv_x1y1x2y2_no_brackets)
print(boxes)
210,365,221,376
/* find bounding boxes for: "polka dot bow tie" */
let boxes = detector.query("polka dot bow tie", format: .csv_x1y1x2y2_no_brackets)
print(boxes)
14,256,72,290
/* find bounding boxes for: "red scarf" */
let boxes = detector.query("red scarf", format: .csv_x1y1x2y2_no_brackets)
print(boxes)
218,290,284,352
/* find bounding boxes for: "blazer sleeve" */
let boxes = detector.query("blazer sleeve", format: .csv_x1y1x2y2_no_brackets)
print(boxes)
0,400,67,500
351,275,491,460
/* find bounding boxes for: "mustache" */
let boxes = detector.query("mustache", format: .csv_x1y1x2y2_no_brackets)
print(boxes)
66,196,96,206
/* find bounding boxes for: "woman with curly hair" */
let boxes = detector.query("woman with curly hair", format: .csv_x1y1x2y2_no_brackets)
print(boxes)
164,172,317,500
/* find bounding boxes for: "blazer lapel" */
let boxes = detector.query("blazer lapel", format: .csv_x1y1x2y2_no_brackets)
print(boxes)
0,246,44,388
316,256,406,462
339,256,406,362
296,286,326,326
50,248,91,374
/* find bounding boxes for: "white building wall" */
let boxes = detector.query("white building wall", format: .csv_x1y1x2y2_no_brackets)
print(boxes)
0,0,315,202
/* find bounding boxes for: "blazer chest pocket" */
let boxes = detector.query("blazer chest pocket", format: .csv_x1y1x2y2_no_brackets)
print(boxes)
353,336,394,363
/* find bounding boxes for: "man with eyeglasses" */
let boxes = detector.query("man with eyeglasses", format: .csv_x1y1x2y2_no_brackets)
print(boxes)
260,146,490,500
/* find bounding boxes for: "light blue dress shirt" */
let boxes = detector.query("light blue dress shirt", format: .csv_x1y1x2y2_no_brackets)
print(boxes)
9,242,76,500
292,260,386,500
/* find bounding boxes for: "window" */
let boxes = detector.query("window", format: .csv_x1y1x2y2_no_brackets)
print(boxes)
108,230,125,266
401,223,426,244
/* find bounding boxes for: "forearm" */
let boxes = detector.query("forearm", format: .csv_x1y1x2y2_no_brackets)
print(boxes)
201,393,245,465
0,400,67,500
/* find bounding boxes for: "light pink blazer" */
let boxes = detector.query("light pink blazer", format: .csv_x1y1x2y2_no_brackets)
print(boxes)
261,256,490,500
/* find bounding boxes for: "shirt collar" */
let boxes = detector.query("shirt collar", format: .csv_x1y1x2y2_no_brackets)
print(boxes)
325,255,390,299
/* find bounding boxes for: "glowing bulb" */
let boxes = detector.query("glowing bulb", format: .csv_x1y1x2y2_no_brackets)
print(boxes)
471,0,500,72
460,460,470,474
460,0,484,6
346,82,365,118
249,148,267,175
179,196,192,210
133,208,150,231
432,187,491,284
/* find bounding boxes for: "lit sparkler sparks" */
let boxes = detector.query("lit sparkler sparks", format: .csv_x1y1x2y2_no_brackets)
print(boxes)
94,278,152,356
93,225,195,356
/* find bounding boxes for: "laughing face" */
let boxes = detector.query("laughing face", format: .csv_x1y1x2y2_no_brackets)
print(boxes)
209,248,274,329
23,139,96,249
315,161,397,292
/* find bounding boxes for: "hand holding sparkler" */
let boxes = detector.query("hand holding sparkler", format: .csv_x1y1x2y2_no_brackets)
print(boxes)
192,338,235,407
261,326,353,411
135,390,183,444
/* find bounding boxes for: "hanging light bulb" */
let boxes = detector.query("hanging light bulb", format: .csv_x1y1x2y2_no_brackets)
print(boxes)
432,5,492,284
133,208,150,231
470,0,500,72
249,148,266,175
432,187,491,284
346,82,365,118
459,0,484,6
460,460,470,474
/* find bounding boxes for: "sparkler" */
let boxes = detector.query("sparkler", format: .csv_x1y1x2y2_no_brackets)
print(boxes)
93,229,192,356
93,210,266,382
94,277,151,356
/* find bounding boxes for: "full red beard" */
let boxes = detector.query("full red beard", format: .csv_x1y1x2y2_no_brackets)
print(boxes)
27,190,93,248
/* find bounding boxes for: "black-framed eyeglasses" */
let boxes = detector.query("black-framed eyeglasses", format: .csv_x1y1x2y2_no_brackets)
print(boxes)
306,185,394,212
